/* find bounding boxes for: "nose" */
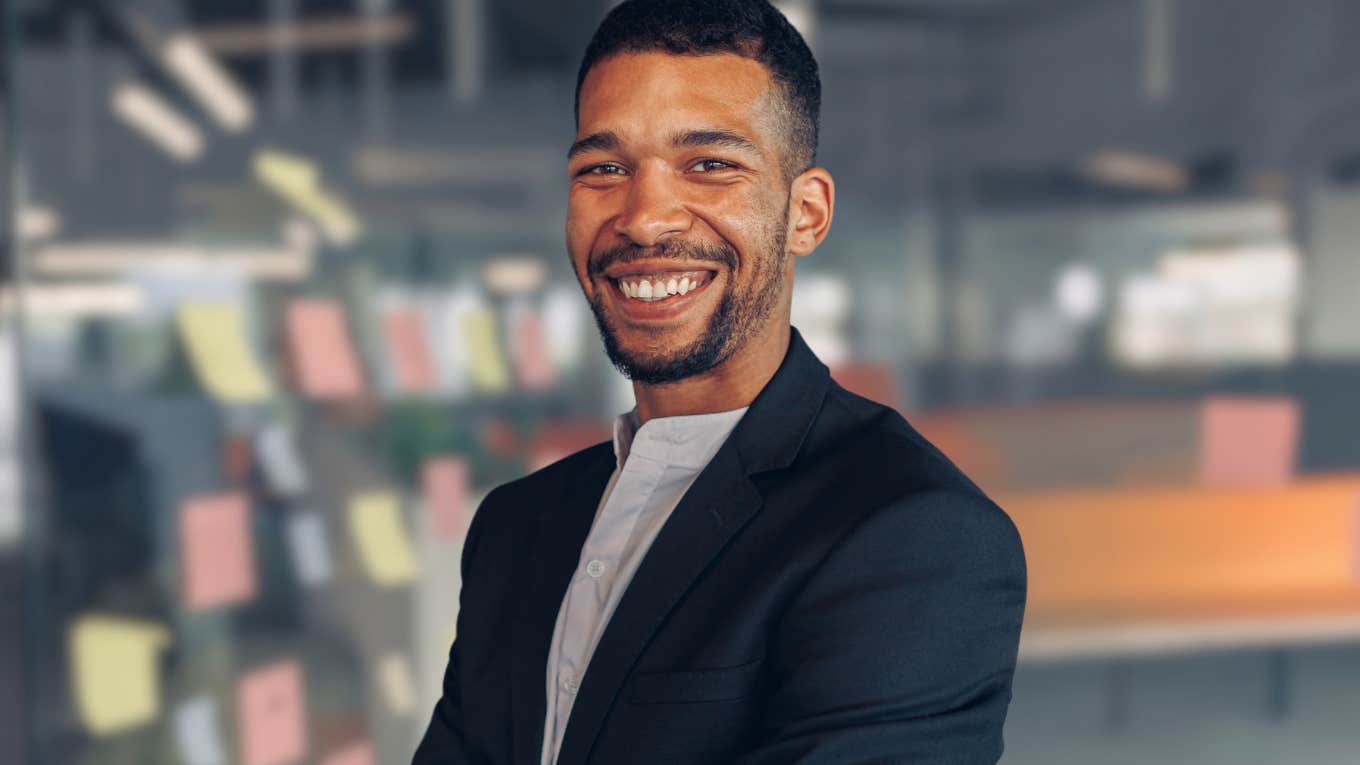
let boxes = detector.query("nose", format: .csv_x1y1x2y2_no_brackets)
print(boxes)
612,163,692,246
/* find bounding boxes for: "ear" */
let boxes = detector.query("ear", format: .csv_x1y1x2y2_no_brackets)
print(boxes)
786,167,835,257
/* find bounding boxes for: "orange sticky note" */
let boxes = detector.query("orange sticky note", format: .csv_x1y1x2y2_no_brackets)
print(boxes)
422,457,469,539
237,660,307,765
510,309,555,391
1200,395,1301,487
181,493,256,610
321,741,376,765
287,299,366,399
383,309,438,393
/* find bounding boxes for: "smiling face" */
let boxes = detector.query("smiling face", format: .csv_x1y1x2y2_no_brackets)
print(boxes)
567,52,799,384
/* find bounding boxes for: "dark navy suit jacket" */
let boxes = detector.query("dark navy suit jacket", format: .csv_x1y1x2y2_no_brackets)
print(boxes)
413,327,1027,764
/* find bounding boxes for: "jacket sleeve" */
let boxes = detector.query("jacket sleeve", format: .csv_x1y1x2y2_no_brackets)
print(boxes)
411,491,496,765
733,489,1027,765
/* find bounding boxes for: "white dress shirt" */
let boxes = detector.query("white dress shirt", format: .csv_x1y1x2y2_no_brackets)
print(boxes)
540,405,750,765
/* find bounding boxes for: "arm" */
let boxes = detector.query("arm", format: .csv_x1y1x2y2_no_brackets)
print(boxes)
412,493,494,765
734,489,1027,765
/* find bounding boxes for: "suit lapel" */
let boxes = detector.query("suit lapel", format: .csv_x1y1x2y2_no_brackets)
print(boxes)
510,445,616,765
554,445,763,765
515,328,832,765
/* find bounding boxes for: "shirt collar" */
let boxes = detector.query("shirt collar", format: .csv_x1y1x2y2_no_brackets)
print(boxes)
611,405,749,471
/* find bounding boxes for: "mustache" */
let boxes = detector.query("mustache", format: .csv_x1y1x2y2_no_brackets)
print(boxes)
588,238,737,279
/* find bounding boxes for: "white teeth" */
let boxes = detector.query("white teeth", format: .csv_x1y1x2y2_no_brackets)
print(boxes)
617,273,710,300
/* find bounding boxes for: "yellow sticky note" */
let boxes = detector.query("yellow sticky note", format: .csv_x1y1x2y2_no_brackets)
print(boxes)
177,302,273,402
462,310,510,393
348,492,418,586
70,614,171,735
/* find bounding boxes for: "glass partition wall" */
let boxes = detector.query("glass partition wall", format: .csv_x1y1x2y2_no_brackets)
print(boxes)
7,1,1360,763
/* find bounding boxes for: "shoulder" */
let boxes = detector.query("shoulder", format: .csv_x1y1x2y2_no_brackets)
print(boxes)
470,440,614,535
797,383,1024,568
808,381,989,498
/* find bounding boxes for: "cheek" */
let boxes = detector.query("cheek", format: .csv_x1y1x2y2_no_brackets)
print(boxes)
564,209,597,278
698,194,774,246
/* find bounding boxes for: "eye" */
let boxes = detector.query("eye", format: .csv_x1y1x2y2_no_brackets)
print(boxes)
688,159,736,172
580,163,627,177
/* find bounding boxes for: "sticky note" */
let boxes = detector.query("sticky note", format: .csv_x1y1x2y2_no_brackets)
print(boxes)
462,309,510,392
429,293,472,396
174,696,226,765
348,491,418,586
377,652,417,716
422,457,469,539
321,741,376,765
181,493,256,610
383,308,439,393
177,302,274,403
256,424,308,496
510,308,555,391
70,615,170,735
1200,396,1301,487
542,285,586,370
237,660,307,765
286,511,333,586
287,299,366,399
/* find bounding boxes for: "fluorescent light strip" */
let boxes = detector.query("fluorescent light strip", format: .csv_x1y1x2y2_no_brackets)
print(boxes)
0,284,145,317
481,256,546,295
110,82,205,162
33,242,313,281
194,13,414,56
254,150,362,246
162,33,255,132
1082,150,1189,193
17,205,61,242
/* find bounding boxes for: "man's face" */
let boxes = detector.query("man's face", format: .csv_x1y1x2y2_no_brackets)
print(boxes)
567,52,795,384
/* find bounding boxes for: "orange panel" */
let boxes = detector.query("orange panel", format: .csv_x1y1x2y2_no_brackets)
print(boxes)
1000,475,1360,624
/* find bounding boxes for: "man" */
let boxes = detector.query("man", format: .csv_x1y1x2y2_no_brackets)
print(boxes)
413,0,1026,762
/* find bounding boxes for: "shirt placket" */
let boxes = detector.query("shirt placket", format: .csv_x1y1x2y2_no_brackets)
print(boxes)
548,453,665,759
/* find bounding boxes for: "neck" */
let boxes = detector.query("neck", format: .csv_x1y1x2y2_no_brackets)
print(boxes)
632,321,790,425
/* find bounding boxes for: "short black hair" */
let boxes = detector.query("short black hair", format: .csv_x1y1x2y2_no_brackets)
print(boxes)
574,0,821,181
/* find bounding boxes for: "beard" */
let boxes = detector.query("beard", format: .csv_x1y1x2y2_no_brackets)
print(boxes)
585,217,788,385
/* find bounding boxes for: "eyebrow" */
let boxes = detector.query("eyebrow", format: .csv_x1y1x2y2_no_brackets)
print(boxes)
566,128,761,161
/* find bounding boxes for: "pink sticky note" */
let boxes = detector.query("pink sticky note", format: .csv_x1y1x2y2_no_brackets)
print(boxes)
423,457,470,539
321,741,376,765
287,299,366,399
181,493,256,610
511,310,555,391
1199,395,1301,487
237,661,307,765
383,309,438,393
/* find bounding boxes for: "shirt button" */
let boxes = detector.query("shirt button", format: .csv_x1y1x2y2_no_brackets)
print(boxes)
586,559,606,578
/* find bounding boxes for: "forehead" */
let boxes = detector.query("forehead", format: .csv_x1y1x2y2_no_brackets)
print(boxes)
577,51,779,144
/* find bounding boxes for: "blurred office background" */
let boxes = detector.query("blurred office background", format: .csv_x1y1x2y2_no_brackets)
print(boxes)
3,0,1360,763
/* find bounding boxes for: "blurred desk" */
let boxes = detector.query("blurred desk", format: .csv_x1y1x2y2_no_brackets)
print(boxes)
1005,475,1360,662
